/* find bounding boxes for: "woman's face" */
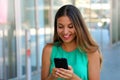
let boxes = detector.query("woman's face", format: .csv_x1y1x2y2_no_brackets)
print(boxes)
57,16,76,43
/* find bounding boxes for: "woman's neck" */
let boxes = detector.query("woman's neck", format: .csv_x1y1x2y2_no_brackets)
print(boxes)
62,42,77,52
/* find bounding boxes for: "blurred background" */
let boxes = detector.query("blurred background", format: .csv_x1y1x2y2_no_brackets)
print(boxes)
0,0,120,80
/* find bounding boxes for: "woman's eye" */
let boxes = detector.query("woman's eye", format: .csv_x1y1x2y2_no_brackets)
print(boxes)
57,26,63,28
69,25,73,28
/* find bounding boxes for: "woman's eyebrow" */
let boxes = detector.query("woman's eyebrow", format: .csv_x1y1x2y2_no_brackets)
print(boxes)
68,23,73,25
57,23,63,26
57,23,73,26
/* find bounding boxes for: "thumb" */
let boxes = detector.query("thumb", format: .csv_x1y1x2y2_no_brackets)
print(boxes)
68,65,73,70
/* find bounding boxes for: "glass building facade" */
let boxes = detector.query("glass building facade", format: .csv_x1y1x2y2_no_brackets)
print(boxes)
0,0,119,80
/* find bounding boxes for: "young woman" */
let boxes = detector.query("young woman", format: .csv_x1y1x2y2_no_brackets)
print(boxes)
41,5,102,80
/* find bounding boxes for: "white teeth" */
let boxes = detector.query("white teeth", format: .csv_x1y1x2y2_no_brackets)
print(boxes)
64,35,69,38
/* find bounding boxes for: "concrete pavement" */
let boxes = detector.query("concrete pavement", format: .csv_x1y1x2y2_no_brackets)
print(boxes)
100,44,120,80
91,28,120,80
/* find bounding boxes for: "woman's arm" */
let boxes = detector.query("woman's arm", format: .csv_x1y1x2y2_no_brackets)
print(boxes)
88,50,101,80
41,44,55,80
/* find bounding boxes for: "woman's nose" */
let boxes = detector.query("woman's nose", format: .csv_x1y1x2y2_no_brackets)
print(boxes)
63,28,68,34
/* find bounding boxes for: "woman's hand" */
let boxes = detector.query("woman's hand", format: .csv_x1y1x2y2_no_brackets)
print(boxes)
51,66,73,80
51,68,59,79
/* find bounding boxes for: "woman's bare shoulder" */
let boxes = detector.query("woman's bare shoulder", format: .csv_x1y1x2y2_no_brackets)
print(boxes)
87,50,100,56
87,50,100,62
44,43,53,50
42,43,54,58
87,50,101,71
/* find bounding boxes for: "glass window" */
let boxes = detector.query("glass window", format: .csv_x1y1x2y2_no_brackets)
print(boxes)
38,0,51,67
0,0,17,79
75,0,111,47
43,0,51,43
54,0,73,6
53,0,73,15
21,0,37,74
0,29,3,79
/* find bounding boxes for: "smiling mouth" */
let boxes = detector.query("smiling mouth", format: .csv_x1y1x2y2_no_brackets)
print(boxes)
63,35,71,39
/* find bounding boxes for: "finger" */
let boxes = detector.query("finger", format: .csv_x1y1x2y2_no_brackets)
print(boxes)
56,68,73,79
56,71,69,79
52,68,59,78
59,68,73,74
68,65,73,71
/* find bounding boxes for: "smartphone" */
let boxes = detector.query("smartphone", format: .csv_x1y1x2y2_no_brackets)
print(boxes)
54,58,68,69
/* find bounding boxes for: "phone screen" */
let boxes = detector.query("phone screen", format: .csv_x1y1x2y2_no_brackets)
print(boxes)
54,58,68,69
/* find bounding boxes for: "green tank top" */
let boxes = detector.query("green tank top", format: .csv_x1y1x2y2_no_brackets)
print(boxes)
50,44,88,80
